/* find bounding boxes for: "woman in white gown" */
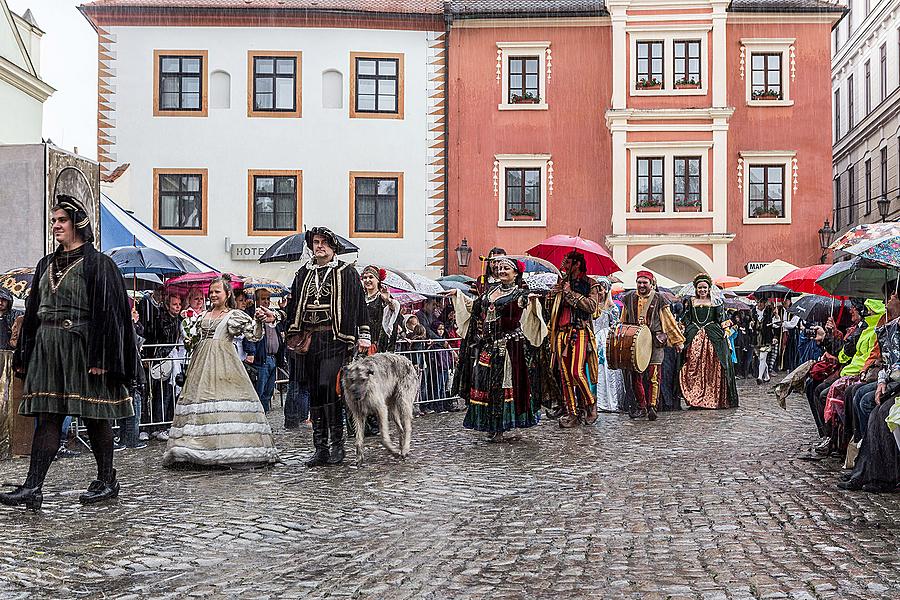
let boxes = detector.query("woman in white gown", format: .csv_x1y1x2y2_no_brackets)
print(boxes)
163,276,278,468
593,277,626,413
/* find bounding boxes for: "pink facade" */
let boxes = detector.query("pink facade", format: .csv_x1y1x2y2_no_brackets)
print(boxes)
448,2,843,282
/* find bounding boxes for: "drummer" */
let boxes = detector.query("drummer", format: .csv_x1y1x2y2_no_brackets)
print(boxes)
619,271,685,421
547,251,602,428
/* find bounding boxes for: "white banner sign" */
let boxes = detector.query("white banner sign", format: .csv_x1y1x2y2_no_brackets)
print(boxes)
745,262,770,274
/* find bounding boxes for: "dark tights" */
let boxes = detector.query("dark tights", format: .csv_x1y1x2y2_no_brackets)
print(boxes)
24,414,115,489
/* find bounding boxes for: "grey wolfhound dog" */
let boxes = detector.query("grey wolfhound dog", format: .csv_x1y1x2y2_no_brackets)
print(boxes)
341,353,418,466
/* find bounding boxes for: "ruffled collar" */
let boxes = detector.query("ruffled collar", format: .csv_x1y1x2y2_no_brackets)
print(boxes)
308,257,339,270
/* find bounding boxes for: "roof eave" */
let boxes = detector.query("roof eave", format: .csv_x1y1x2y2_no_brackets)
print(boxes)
452,10,610,19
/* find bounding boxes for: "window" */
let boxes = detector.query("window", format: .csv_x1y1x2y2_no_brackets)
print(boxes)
848,165,856,224
636,157,664,211
350,53,404,119
508,56,540,103
248,52,302,118
247,170,302,235
673,40,701,85
504,168,541,220
865,158,873,215
848,74,855,129
349,172,404,237
673,157,701,211
751,53,782,99
153,51,208,117
748,165,785,219
834,176,842,229
636,41,664,88
880,44,888,102
882,146,889,201
153,169,208,235
865,60,871,113
834,88,841,142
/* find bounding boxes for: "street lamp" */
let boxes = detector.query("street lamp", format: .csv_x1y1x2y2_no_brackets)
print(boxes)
818,220,835,263
455,238,473,270
877,196,891,222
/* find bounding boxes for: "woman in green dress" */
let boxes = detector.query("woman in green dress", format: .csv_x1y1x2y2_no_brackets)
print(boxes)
0,196,135,511
677,273,739,409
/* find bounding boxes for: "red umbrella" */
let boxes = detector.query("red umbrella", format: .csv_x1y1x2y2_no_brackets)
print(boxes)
526,235,620,276
777,265,844,298
165,271,243,296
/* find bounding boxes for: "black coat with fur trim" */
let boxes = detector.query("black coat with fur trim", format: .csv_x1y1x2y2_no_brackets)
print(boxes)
14,244,137,384
286,261,368,346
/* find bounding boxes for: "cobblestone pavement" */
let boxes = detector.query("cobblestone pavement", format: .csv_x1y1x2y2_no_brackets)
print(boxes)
1,380,899,599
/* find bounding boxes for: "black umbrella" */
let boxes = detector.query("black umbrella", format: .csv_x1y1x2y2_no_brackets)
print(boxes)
789,295,852,324
752,284,796,299
258,232,359,263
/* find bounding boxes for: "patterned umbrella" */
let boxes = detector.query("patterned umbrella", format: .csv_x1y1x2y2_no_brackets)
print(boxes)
241,277,290,296
829,223,900,251
0,267,34,299
844,236,900,269
816,257,898,298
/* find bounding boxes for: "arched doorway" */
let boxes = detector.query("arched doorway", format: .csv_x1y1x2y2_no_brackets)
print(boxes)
628,245,716,285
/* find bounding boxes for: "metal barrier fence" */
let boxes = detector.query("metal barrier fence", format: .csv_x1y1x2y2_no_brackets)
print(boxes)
136,338,464,429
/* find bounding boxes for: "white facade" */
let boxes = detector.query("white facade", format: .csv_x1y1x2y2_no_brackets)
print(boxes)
94,21,444,280
832,0,900,231
0,2,53,144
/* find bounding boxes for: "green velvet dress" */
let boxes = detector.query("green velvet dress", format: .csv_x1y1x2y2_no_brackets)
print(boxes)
676,300,739,409
20,261,133,420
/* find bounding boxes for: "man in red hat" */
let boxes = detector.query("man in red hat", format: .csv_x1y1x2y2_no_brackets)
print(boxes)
547,251,602,427
620,271,684,421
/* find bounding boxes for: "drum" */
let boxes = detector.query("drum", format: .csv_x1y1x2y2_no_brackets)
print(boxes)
606,324,652,373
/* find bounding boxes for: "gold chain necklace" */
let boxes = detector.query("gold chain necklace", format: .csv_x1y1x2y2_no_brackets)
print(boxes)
49,258,84,294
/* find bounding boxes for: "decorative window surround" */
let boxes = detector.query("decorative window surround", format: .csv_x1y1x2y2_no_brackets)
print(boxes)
628,27,710,97
494,154,551,227
497,42,550,111
627,142,713,217
740,38,795,106
739,150,796,224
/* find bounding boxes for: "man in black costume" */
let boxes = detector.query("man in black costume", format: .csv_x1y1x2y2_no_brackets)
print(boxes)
285,227,368,467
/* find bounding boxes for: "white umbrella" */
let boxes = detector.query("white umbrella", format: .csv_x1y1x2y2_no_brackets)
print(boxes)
731,259,799,293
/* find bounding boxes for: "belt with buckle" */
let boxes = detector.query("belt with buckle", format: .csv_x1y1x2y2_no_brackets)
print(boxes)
43,318,86,330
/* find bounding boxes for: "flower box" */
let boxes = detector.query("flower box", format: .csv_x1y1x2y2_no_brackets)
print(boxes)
638,84,662,91
675,205,702,212
511,214,536,221
754,211,780,219
675,83,701,90
636,205,664,213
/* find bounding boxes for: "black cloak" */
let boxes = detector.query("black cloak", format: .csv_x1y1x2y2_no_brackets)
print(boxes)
286,260,368,347
14,243,137,384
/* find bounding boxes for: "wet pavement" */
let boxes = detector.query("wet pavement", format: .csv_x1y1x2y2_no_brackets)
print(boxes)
0,380,899,599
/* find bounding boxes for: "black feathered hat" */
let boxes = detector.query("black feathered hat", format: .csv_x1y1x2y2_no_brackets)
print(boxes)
53,194,95,244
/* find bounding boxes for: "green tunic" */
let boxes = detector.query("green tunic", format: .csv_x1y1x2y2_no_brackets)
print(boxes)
19,260,133,420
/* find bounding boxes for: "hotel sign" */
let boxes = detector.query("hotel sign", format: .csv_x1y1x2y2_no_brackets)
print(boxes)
230,244,270,261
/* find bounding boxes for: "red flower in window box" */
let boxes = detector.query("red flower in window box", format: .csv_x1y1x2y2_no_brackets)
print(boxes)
636,77,662,90
636,204,664,213
509,207,537,221
674,78,701,90
510,92,540,105
752,89,783,101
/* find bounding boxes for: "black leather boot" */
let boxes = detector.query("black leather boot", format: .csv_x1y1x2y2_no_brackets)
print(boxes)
325,403,346,466
304,407,330,468
79,468,120,505
0,448,55,511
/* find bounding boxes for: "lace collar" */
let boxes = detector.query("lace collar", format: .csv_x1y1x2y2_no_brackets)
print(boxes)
308,257,339,270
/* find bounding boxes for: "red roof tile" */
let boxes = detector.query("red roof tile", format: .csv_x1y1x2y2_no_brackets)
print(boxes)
80,1,445,14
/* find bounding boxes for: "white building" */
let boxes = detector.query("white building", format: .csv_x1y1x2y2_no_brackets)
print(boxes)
832,0,900,232
0,1,54,144
79,0,447,280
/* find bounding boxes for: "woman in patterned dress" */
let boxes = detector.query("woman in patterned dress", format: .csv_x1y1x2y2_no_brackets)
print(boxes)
593,277,626,413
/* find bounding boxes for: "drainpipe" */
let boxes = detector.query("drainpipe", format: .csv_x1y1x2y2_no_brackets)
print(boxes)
442,3,452,275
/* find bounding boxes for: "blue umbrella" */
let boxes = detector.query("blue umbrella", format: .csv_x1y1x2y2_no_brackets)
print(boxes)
106,246,186,275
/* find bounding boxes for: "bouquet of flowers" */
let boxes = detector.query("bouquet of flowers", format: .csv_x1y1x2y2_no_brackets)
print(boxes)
180,308,203,352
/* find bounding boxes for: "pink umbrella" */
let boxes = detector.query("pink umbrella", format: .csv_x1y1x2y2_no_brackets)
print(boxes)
165,271,243,296
777,264,844,299
526,234,620,276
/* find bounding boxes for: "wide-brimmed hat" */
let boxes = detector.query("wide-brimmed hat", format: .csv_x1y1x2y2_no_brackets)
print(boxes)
305,227,344,253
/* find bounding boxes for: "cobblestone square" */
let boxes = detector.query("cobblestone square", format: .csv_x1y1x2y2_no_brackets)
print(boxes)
1,381,899,599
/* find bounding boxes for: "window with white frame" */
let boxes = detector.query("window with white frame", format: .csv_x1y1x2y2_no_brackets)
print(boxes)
740,151,795,223
495,154,550,227
741,39,794,106
628,144,711,215
628,28,709,96
497,42,549,110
